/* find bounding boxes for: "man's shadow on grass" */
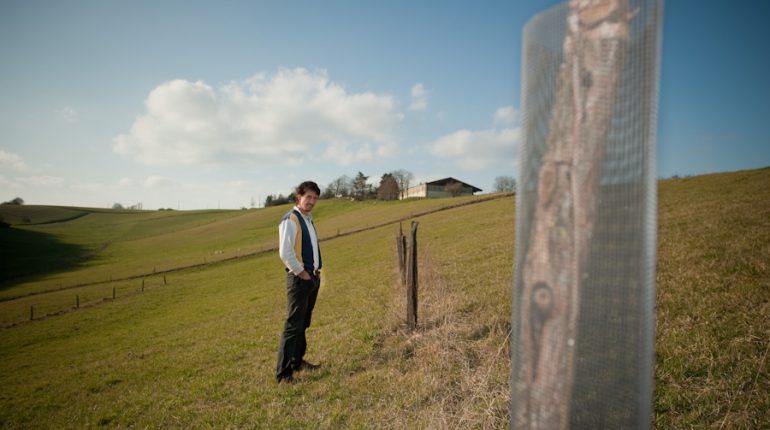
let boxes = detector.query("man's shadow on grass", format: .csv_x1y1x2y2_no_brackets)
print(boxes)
0,227,92,290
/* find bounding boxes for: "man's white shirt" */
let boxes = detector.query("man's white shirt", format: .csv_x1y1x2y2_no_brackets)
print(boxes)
278,206,320,275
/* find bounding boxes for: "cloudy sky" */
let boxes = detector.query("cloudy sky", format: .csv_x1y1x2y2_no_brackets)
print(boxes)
1,1,769,209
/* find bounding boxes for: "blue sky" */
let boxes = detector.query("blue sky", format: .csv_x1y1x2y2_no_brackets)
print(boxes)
1,0,768,209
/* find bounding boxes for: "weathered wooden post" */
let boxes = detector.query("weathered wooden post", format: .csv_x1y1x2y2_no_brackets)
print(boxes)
163,275,167,285
112,287,116,299
142,279,145,292
406,221,419,330
396,223,407,286
30,306,34,321
513,0,661,428
76,295,79,309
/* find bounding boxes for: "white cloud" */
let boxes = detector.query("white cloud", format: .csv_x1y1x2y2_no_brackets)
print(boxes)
409,83,427,111
0,150,28,172
430,127,520,170
114,68,403,167
226,180,249,189
0,175,20,189
71,181,106,192
144,175,175,188
118,177,135,187
18,175,65,187
56,106,79,122
494,106,518,124
322,140,398,165
322,141,373,165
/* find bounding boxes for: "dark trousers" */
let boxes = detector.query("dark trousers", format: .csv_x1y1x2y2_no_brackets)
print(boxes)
276,272,320,379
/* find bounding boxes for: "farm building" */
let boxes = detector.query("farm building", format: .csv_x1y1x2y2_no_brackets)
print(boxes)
400,177,482,199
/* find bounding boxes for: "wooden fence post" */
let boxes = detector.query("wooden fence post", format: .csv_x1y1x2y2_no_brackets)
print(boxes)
406,221,419,330
112,287,116,299
142,279,145,292
30,306,34,321
76,295,79,308
396,223,407,286
163,275,167,285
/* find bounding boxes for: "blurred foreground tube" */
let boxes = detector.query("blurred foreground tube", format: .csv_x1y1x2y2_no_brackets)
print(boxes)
511,0,662,428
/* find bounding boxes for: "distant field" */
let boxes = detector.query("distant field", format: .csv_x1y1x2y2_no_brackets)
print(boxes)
0,205,89,225
0,195,494,302
0,168,768,428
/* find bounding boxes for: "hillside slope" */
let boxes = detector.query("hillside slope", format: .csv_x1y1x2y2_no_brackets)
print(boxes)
0,195,496,299
0,167,768,428
0,205,90,225
655,167,770,428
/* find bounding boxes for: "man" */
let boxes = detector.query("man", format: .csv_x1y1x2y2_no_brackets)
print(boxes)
275,181,323,383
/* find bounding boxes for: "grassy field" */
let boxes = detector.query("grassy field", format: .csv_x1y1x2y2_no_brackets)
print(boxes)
0,195,492,301
0,168,768,428
655,168,770,428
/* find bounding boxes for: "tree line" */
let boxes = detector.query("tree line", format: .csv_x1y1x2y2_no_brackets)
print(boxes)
2,197,24,205
1,172,517,212
264,169,413,207
263,171,516,207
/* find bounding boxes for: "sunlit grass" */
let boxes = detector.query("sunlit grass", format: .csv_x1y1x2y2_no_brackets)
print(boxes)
0,168,768,428
0,195,501,316
655,168,770,429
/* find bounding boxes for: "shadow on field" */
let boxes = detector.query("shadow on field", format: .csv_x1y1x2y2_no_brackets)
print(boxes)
0,227,91,289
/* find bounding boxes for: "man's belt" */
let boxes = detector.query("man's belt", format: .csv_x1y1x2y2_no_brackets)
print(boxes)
285,268,322,277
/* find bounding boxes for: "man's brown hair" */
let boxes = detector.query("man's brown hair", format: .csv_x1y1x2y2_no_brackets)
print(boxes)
295,181,321,196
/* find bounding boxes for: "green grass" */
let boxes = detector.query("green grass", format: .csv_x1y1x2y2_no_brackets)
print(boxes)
655,168,770,428
0,168,768,428
0,205,89,225
0,211,403,428
0,195,503,311
0,207,247,294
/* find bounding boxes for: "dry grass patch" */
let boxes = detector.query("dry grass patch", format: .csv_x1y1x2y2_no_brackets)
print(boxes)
367,251,511,428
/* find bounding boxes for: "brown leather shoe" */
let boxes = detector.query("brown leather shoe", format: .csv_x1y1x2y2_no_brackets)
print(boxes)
293,360,320,372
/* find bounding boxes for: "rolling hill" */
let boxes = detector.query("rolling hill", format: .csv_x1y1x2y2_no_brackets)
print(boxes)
0,167,768,428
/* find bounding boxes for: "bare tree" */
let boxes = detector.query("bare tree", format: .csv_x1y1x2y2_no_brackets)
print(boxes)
514,1,633,428
327,175,352,198
493,175,517,193
390,169,414,198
